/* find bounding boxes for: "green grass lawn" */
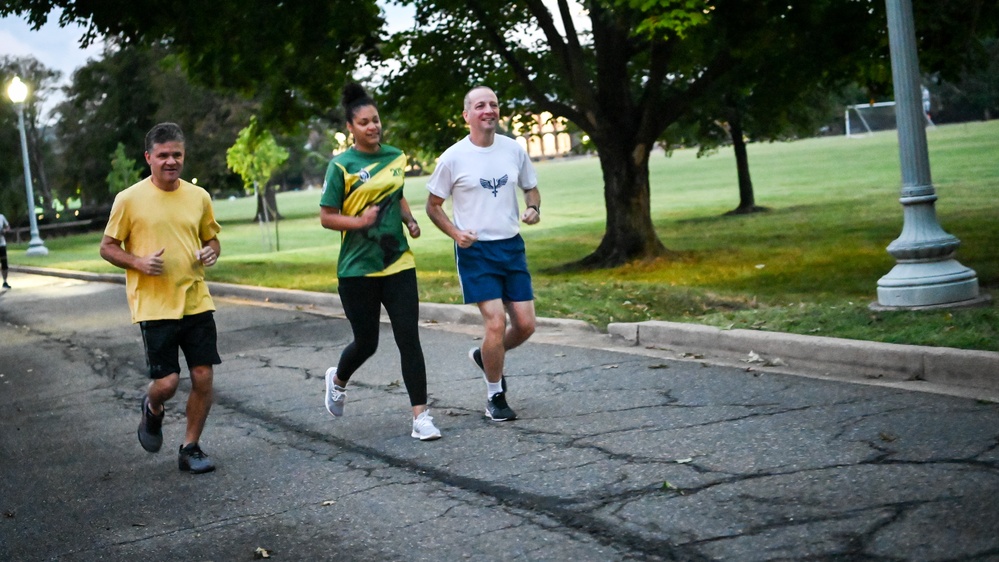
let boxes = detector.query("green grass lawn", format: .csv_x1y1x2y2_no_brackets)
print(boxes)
13,121,999,351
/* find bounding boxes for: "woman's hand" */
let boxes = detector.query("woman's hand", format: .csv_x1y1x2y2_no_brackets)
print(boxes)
358,205,380,228
406,219,421,239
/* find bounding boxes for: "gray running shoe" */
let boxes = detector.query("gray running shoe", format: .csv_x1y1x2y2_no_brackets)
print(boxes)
178,443,215,474
325,367,345,417
137,396,164,453
485,391,517,422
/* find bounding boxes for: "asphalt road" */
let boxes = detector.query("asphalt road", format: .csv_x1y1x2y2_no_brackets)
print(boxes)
2,273,998,561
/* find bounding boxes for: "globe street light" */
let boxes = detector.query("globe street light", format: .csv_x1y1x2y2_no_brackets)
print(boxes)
6,76,49,257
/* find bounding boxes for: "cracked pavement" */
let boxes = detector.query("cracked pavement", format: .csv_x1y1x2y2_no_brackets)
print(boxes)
1,273,998,561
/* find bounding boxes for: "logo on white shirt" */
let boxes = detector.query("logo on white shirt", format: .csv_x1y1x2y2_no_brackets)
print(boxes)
479,174,508,197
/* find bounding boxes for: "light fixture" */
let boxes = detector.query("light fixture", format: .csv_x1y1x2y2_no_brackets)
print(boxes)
6,76,49,256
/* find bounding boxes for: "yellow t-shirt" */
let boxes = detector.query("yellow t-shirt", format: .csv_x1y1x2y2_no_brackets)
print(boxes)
104,178,222,323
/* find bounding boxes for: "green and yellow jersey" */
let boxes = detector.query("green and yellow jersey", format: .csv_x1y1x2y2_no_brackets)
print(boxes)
320,144,415,278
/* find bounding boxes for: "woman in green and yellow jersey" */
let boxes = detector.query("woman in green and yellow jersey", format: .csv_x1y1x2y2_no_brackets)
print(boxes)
319,83,441,441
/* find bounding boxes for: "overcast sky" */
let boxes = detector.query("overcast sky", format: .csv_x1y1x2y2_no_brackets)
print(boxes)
0,12,102,81
1,10,104,120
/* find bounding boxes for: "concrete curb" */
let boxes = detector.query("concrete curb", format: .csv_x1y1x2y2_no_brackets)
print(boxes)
608,320,999,395
11,265,996,396
9,265,599,333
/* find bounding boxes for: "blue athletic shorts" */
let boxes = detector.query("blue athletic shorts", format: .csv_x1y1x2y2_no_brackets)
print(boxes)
139,311,221,379
456,234,534,304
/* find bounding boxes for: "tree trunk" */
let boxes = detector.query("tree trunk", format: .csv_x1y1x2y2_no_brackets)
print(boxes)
255,184,282,222
725,110,768,216
571,140,668,269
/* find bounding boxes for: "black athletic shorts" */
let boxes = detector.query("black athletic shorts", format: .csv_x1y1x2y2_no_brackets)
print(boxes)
139,311,221,379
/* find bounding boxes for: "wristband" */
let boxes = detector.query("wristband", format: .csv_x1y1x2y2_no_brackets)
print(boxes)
527,205,540,215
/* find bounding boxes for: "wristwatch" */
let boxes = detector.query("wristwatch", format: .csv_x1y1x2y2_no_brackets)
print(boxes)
527,205,540,215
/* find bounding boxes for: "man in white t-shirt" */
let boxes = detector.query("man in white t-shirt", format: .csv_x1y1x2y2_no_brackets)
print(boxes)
0,212,11,289
426,85,542,422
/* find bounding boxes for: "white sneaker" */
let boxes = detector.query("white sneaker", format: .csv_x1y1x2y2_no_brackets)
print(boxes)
411,410,441,441
324,367,345,417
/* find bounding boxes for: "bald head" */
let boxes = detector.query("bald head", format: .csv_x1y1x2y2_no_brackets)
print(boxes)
464,86,495,111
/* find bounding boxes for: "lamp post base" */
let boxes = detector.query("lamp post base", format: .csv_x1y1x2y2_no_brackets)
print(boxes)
875,258,980,308
25,241,49,257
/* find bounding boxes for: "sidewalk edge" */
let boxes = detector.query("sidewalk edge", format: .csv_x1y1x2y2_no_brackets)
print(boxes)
12,265,995,396
608,320,999,395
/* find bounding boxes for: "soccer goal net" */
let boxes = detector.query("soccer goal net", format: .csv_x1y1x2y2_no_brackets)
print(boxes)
844,101,898,137
844,100,935,137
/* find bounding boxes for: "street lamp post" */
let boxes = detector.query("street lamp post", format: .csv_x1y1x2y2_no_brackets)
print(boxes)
6,76,48,256
874,0,981,308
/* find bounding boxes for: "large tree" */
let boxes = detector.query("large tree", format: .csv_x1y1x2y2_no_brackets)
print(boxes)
379,0,892,266
385,0,999,265
656,1,887,215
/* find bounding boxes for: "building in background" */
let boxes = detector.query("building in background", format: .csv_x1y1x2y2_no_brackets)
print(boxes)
510,112,576,159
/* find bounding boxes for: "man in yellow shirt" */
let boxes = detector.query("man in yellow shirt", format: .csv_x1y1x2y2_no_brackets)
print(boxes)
100,123,222,474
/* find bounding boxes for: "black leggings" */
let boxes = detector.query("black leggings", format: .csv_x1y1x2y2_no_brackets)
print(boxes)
336,268,427,406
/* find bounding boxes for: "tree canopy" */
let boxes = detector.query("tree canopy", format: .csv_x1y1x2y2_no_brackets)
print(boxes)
2,0,384,126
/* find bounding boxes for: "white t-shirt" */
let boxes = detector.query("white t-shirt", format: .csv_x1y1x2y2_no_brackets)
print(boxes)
426,135,538,241
0,214,9,247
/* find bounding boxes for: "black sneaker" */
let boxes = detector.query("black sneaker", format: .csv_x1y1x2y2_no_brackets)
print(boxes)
137,396,164,453
178,443,216,474
1,282,10,289
485,391,517,421
469,347,507,392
